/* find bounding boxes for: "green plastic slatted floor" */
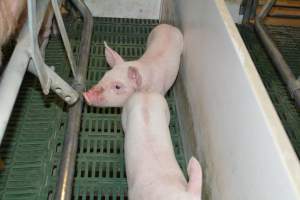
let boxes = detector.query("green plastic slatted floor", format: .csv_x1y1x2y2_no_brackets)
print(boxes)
238,25,300,158
0,17,187,199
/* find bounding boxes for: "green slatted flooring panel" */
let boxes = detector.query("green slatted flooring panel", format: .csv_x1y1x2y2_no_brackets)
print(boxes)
0,38,68,200
238,25,300,158
0,17,187,200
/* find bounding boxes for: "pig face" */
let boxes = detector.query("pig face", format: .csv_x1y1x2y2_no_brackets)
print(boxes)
83,42,142,107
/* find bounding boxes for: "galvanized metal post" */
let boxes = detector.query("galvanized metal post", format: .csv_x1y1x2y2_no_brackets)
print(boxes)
55,0,93,199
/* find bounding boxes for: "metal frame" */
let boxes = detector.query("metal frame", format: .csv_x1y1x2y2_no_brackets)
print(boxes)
0,0,79,143
27,0,51,94
241,0,258,24
255,0,300,107
55,0,93,199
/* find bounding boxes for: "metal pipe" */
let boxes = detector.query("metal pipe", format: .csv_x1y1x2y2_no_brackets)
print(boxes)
55,0,93,199
242,0,254,24
40,7,55,58
267,13,300,19
0,0,51,141
27,0,51,94
51,0,78,78
255,0,300,107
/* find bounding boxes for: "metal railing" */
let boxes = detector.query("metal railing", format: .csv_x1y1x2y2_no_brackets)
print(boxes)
255,0,300,107
0,0,81,143
55,0,93,199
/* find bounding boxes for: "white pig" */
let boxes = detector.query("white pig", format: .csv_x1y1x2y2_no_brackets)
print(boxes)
0,0,26,65
83,24,183,107
121,92,202,200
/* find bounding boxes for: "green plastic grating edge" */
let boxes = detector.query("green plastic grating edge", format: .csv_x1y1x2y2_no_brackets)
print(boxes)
0,17,187,200
238,25,300,158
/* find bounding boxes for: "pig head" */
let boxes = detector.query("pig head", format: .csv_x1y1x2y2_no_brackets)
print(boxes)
83,24,183,107
83,42,143,107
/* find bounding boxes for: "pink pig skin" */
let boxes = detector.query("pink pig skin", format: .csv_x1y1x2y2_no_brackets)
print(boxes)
122,92,202,200
83,24,183,107
0,0,26,65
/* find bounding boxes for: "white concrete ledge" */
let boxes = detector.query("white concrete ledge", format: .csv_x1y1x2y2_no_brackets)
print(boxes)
85,0,161,19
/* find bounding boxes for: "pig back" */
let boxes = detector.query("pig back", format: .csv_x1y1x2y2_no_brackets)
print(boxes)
143,24,183,61
123,93,187,199
139,24,183,94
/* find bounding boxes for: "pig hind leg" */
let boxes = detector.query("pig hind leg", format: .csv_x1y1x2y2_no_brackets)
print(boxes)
0,1,17,44
0,50,2,66
186,157,202,198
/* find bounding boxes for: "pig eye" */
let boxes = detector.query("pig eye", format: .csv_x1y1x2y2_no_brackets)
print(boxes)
115,84,121,90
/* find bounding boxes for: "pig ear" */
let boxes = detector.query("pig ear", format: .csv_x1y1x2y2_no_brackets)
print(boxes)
104,41,124,67
128,66,142,89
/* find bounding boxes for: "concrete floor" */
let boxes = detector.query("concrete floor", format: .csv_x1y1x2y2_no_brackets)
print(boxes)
85,0,161,19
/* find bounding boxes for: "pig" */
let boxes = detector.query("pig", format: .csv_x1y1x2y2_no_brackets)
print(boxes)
0,0,26,65
121,92,202,200
83,24,183,107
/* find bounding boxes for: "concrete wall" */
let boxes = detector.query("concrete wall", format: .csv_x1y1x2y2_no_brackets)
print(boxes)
85,0,161,19
161,0,300,199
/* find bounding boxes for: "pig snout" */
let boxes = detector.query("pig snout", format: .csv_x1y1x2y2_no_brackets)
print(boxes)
83,87,105,106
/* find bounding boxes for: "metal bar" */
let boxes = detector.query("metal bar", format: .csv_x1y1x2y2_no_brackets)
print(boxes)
27,0,51,94
28,64,79,104
51,0,78,78
242,0,255,24
258,1,300,9
250,0,258,19
255,0,300,107
40,7,55,58
0,0,80,144
0,0,50,143
55,0,93,199
36,0,78,104
266,13,300,19
26,0,79,104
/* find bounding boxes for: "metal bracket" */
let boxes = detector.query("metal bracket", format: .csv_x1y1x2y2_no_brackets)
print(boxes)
27,0,79,104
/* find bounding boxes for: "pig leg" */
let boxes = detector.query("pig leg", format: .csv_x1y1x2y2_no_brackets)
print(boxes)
0,0,15,45
0,0,26,65
10,0,26,18
0,50,2,66
187,157,203,197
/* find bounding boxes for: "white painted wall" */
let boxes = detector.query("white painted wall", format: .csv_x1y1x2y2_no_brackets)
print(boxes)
85,0,161,19
170,0,300,199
